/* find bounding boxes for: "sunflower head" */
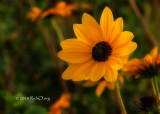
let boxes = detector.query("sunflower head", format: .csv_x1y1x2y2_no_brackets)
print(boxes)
58,7,137,82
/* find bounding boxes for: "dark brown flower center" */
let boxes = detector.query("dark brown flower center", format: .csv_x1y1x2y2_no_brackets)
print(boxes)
92,41,112,62
139,96,158,112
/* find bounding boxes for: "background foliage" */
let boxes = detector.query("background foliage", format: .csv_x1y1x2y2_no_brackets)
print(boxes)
0,0,160,113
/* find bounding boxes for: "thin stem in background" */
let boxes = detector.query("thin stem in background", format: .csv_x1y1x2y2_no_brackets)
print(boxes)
151,78,157,96
22,59,54,98
5,32,25,92
2,4,49,114
152,76,160,112
116,80,127,114
37,20,68,93
128,0,158,46
51,19,65,42
50,18,70,66
153,77,160,98
152,0,159,32
28,0,68,93
5,2,45,93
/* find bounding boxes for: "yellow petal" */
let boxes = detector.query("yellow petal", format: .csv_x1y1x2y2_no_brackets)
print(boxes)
111,31,134,49
62,64,80,80
123,58,143,71
104,67,118,82
82,13,102,42
89,62,106,81
144,54,152,63
100,7,114,42
60,39,91,49
57,49,91,63
83,80,98,87
112,42,137,57
108,56,123,70
72,62,95,81
62,60,94,81
73,24,96,45
150,46,158,59
96,81,107,96
108,17,123,44
121,55,130,64
105,82,115,90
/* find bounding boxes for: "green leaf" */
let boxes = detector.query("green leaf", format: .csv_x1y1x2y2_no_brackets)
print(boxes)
24,105,47,114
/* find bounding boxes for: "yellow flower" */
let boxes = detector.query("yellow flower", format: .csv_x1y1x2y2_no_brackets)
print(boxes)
49,93,71,114
124,46,160,78
58,7,137,82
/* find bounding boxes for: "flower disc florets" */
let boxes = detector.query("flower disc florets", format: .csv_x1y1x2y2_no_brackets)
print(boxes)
92,41,112,62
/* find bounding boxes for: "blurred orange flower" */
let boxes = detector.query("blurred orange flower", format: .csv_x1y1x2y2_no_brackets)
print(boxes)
27,1,92,21
49,93,71,114
124,46,160,78
48,1,77,17
27,7,43,21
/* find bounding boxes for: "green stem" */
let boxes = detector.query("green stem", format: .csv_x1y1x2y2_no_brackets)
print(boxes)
116,80,127,114
152,77,159,98
151,78,157,96
151,76,160,113
50,18,64,42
